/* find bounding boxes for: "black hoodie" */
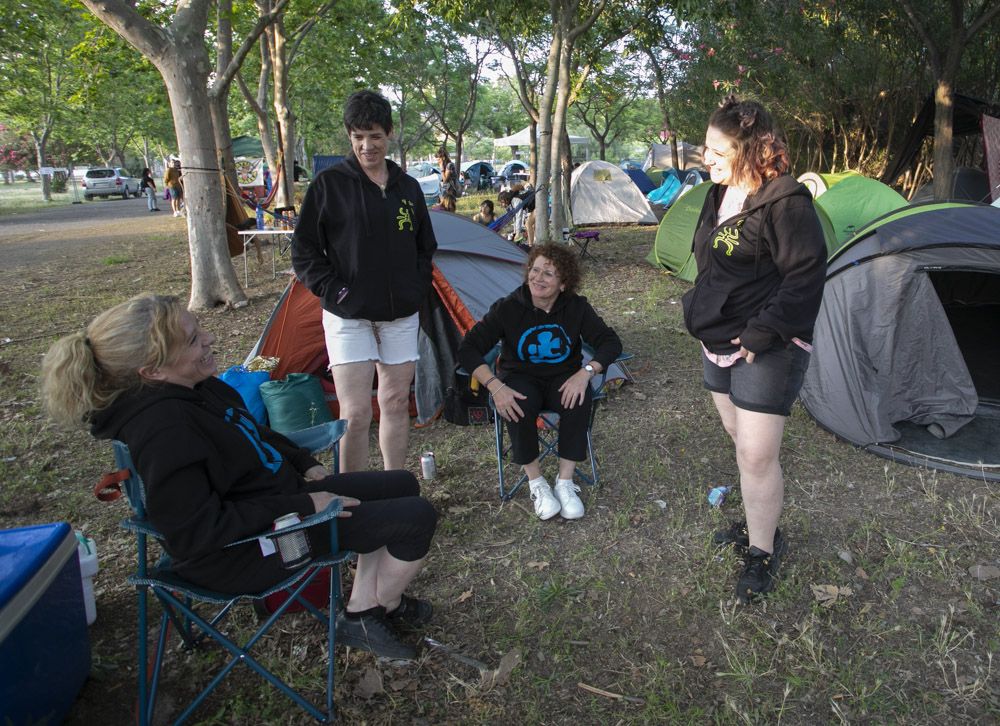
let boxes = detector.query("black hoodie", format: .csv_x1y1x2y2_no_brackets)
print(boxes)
681,175,827,355
89,377,319,589
457,284,622,380
291,155,437,321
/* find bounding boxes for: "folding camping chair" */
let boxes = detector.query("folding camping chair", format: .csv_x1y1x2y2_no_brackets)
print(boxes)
568,230,600,260
492,352,633,501
95,421,351,725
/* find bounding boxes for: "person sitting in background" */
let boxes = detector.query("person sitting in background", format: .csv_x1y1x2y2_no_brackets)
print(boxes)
41,294,438,660
473,199,496,226
435,192,457,212
457,244,622,521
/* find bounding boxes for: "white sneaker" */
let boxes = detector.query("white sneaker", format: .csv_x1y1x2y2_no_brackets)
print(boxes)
528,478,561,520
554,479,584,519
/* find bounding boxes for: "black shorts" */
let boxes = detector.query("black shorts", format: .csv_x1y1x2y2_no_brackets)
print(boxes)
702,342,810,416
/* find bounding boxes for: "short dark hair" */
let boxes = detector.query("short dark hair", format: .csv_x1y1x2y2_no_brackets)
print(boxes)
525,243,583,296
480,199,494,213
343,89,393,134
708,95,788,193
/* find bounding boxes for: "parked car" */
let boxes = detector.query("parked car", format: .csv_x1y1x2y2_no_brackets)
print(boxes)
82,167,140,200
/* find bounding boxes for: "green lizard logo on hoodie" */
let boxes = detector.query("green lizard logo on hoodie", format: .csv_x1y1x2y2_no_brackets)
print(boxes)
712,221,743,256
397,199,415,232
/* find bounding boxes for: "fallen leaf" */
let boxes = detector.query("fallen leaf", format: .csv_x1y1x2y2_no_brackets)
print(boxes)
388,677,413,692
968,564,1000,581
481,649,522,689
526,561,549,571
811,583,854,607
633,392,647,400
689,654,707,667
449,504,474,515
355,667,384,699
838,550,854,565
855,567,869,580
456,588,474,603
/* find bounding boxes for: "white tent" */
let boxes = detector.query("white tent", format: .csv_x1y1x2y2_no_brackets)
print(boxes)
570,160,657,225
643,142,703,171
493,127,589,148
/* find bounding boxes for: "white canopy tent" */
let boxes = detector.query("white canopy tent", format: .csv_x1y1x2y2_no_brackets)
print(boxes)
493,127,590,153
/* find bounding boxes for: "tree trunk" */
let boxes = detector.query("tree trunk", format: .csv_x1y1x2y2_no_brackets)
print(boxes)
31,128,51,202
211,0,241,196
549,26,574,238
268,15,295,209
931,78,957,200
534,0,562,245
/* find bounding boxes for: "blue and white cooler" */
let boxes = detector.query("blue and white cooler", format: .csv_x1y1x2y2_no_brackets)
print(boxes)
0,522,92,723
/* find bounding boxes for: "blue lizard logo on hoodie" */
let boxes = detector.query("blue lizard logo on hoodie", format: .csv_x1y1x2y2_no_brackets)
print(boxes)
517,324,571,364
226,407,282,473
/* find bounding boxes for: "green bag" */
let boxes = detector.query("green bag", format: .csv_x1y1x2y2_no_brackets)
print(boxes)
259,373,333,434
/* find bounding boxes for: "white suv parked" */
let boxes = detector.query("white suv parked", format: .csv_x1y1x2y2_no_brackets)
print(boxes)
82,167,140,200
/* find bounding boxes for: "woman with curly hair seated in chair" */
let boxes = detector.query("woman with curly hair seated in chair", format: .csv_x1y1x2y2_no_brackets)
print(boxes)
458,244,622,521
41,293,437,661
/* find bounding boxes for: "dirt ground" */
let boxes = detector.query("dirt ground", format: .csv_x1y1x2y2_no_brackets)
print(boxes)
1,203,998,725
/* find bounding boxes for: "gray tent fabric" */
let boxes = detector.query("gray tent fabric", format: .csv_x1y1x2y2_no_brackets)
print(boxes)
802,250,978,444
800,203,1000,480
414,211,527,423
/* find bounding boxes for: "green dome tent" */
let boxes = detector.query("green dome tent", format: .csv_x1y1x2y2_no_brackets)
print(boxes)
797,171,907,254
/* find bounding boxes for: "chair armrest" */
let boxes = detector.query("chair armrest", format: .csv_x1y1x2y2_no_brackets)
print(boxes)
227,498,344,548
285,420,347,455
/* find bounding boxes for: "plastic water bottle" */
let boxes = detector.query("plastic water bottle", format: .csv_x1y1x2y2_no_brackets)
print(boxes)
75,532,98,625
707,485,730,508
255,204,264,230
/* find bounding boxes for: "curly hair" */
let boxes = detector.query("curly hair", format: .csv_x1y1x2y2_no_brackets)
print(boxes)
708,95,789,193
524,243,582,296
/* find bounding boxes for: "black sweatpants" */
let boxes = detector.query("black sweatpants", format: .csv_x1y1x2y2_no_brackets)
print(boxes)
184,469,437,594
503,371,593,465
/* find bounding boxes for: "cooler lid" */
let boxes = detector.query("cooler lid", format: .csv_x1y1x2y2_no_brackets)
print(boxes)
0,522,73,610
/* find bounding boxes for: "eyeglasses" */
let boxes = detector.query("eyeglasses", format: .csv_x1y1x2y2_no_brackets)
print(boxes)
528,266,559,281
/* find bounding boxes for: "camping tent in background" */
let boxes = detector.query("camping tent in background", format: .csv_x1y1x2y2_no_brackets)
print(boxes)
643,142,703,171
570,160,657,225
623,167,656,195
245,211,528,424
797,171,908,253
645,168,665,186
910,166,991,204
646,178,837,280
493,127,589,155
646,182,712,280
800,202,1000,482
646,169,682,206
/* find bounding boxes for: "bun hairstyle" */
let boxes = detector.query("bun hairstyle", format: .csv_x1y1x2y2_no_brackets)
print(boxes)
708,95,790,193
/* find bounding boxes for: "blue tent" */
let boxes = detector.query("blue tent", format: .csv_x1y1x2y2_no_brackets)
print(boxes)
624,168,656,195
647,169,683,206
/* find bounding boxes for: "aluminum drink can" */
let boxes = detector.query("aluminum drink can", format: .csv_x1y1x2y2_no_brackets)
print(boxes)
273,512,310,569
420,451,436,480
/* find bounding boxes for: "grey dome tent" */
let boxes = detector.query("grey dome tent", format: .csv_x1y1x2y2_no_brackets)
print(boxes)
799,202,1000,481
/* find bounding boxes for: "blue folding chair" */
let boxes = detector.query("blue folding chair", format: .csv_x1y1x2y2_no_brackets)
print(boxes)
492,353,633,501
97,420,351,725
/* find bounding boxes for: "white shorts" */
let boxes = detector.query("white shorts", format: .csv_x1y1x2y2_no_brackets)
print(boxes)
322,310,420,366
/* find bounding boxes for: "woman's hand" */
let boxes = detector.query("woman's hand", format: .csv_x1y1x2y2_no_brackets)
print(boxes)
730,337,756,364
559,369,592,409
492,384,527,422
308,492,360,517
303,465,331,481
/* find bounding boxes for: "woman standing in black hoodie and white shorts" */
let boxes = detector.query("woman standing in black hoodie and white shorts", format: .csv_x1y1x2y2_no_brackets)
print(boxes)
682,97,827,604
293,90,437,474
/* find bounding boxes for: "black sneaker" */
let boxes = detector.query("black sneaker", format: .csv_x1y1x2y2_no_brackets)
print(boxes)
386,594,433,628
713,520,750,550
336,607,416,660
735,532,789,604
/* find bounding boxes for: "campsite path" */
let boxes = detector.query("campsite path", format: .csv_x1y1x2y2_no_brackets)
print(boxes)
0,198,182,268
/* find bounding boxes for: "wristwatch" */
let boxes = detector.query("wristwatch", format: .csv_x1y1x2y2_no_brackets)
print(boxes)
584,364,596,377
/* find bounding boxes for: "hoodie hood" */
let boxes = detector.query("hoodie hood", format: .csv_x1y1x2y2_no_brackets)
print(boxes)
90,381,199,441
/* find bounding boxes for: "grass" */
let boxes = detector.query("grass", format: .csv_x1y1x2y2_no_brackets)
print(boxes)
0,211,998,724
0,179,78,216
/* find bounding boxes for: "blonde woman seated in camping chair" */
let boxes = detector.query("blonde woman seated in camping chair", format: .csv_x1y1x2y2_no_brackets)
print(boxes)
41,294,438,662
457,244,622,521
